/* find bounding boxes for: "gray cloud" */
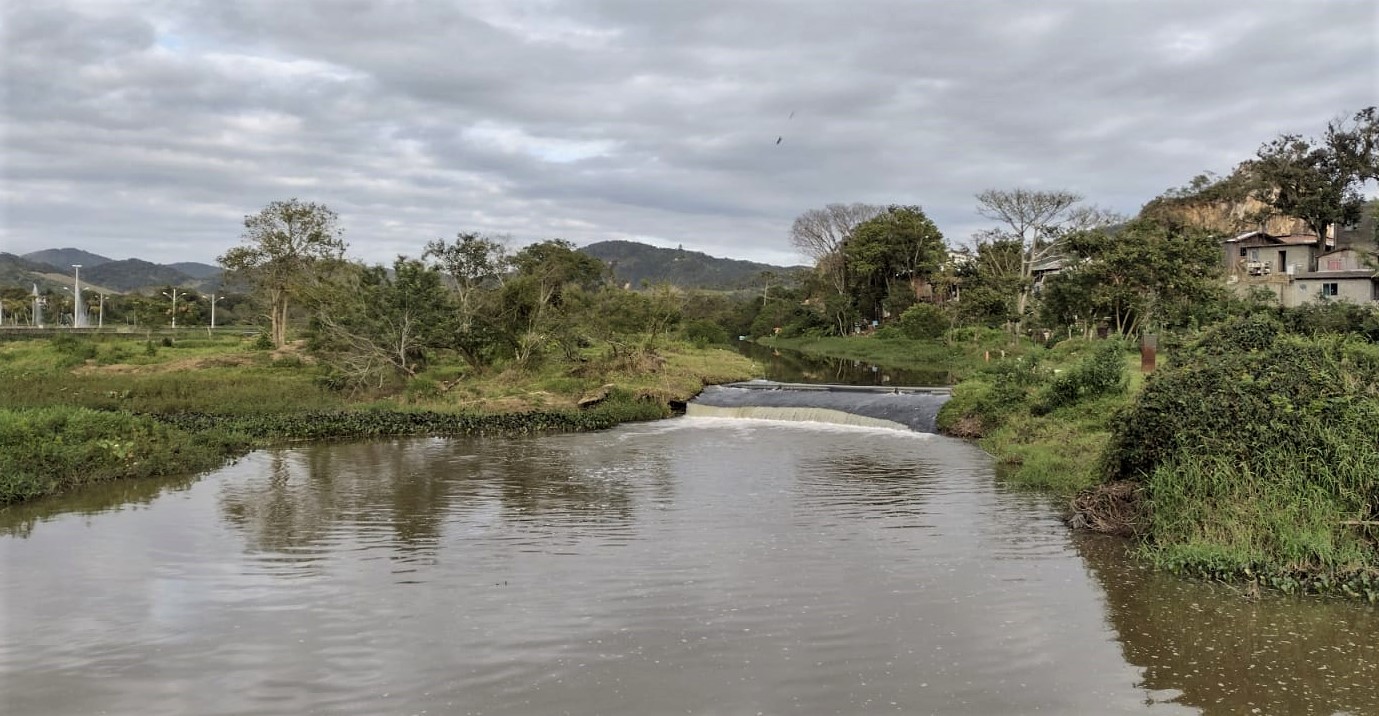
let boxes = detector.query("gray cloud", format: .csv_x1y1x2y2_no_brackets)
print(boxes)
2,0,1375,267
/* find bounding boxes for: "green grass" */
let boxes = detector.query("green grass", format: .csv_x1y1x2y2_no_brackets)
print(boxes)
0,406,251,504
0,336,757,505
763,328,1040,380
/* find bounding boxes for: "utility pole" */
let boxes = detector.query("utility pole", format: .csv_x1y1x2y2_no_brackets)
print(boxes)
98,293,105,328
209,294,219,329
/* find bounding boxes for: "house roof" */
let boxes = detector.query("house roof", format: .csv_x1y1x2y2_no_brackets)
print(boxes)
1227,231,1328,247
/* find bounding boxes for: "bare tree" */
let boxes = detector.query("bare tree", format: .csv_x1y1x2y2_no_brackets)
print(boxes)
974,189,1117,331
789,203,884,294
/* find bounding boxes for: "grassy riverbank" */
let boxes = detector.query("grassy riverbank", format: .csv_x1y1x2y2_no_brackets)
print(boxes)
782,325,1379,600
762,328,1040,379
0,334,756,505
767,330,1137,495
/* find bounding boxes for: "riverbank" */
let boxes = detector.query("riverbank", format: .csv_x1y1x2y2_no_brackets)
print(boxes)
0,334,757,505
765,332,1136,495
776,326,1379,601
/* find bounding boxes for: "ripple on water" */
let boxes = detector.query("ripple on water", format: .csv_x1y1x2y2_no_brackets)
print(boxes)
1,421,1377,715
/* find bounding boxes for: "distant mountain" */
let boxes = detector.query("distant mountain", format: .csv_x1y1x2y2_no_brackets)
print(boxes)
22,248,114,269
82,259,197,292
3,249,217,294
167,262,222,280
579,240,806,290
0,253,65,291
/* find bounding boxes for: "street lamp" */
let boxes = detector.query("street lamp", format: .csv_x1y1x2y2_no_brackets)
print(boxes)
209,294,220,329
97,293,106,329
161,289,194,329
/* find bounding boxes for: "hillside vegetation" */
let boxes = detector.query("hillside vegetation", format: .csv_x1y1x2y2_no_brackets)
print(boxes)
580,240,804,290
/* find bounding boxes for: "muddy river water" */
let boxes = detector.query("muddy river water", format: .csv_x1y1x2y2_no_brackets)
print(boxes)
2,419,1377,715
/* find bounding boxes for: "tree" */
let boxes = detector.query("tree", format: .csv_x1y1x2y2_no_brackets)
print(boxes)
974,188,1117,332
311,258,452,386
424,232,510,368
499,240,608,368
1040,219,1225,336
844,205,947,322
954,238,1023,328
1247,107,1379,251
789,203,884,295
219,199,347,347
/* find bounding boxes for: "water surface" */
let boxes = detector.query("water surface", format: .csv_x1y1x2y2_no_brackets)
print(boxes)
3,419,1376,715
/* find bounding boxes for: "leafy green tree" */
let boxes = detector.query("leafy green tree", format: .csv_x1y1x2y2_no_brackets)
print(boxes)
1040,218,1224,335
1248,107,1378,250
500,240,608,368
423,232,511,368
311,258,453,386
844,205,947,323
219,199,347,347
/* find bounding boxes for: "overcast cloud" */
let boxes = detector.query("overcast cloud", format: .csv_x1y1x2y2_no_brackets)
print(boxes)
1,0,1375,266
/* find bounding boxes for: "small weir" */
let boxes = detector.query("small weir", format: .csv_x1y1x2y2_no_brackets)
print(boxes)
687,381,951,432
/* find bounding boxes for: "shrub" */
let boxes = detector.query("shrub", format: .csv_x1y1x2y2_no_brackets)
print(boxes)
1037,340,1127,412
683,319,729,348
896,303,948,340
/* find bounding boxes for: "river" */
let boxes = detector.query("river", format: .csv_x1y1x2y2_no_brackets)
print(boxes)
3,419,1376,715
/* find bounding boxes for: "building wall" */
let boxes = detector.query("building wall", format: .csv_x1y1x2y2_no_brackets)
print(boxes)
1226,243,1316,276
1315,249,1367,272
1288,277,1376,305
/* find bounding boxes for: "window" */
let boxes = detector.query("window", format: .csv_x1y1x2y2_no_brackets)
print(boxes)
1239,247,1247,257
1322,283,1339,297
1327,259,1342,271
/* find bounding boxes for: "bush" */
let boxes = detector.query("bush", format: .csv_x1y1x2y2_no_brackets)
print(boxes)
1104,324,1377,482
683,319,730,348
936,356,1048,436
872,325,904,340
896,303,948,340
252,333,274,350
50,335,99,364
1037,340,1127,412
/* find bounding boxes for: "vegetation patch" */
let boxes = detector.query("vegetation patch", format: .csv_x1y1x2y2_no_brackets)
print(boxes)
1094,315,1379,597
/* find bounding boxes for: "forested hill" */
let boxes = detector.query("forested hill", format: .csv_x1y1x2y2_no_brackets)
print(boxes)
4,248,222,294
579,240,805,290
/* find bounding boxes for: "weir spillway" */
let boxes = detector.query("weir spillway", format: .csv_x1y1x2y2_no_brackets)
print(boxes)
687,381,951,433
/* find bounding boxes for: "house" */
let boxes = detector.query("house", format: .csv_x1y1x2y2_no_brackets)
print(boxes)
1290,248,1379,304
1222,230,1379,307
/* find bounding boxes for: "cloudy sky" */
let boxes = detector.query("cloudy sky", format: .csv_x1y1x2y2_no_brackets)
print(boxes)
2,0,1375,267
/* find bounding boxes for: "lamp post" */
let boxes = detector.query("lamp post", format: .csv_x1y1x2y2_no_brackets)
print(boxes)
162,289,186,329
209,294,220,329
97,293,106,329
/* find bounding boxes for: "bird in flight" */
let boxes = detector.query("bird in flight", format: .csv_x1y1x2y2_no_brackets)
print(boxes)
776,136,782,145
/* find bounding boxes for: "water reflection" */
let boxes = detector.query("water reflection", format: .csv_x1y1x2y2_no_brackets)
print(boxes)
1078,534,1379,715
0,471,199,539
735,340,952,386
3,423,1379,715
